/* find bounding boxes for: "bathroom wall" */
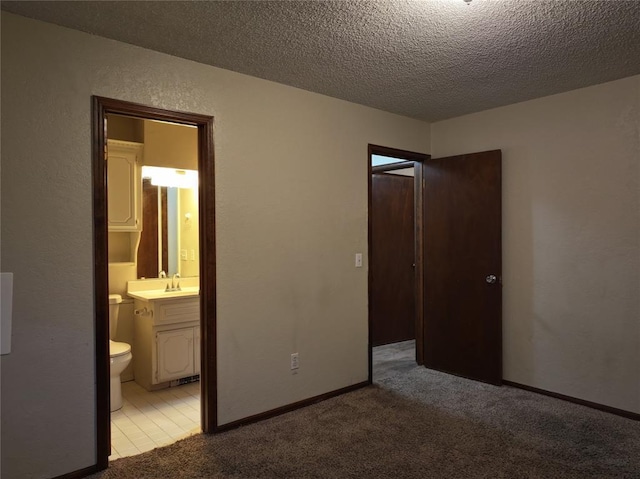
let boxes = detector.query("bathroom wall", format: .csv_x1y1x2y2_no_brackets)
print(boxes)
108,264,135,380
179,187,200,278
143,120,198,170
0,13,430,479
113,299,135,382
107,232,134,263
431,75,640,414
107,114,144,143
108,263,137,297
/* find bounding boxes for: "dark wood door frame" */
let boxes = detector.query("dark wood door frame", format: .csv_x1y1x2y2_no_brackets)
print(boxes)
92,97,216,471
368,144,430,382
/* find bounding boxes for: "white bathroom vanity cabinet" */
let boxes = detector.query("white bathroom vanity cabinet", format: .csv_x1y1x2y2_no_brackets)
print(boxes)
132,295,200,390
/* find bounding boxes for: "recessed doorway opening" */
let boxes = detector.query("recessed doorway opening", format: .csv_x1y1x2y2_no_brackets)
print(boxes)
368,144,503,389
93,97,216,470
106,114,202,459
368,145,428,383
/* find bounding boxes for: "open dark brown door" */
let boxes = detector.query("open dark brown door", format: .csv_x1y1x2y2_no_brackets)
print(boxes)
371,173,415,346
423,150,502,385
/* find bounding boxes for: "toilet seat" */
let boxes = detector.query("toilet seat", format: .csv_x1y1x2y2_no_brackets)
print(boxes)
110,340,131,358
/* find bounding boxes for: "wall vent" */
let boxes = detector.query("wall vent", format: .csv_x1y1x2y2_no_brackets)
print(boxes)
170,374,200,387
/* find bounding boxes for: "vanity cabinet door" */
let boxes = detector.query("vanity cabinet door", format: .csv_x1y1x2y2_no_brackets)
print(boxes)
156,327,195,383
107,140,143,231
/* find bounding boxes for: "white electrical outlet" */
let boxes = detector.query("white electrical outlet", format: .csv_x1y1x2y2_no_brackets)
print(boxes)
290,352,299,370
355,253,363,268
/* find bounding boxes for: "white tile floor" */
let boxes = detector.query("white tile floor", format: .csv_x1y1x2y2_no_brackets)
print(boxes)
110,380,201,460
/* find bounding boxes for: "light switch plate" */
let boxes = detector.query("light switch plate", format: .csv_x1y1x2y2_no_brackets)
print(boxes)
355,253,363,268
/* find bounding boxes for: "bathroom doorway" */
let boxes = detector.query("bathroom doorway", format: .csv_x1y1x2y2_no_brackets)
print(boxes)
92,97,216,469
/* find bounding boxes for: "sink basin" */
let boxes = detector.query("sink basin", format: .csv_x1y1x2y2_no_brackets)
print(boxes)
128,286,200,301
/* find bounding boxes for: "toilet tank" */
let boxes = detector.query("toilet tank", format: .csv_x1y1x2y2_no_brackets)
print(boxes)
108,294,123,340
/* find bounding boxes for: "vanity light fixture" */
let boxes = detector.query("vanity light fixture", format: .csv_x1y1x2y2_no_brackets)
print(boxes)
141,166,198,189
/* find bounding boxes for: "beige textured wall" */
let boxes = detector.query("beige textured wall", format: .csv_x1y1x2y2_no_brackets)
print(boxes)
431,76,640,414
0,13,430,478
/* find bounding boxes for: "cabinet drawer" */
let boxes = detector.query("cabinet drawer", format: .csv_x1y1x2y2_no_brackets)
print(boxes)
155,298,200,326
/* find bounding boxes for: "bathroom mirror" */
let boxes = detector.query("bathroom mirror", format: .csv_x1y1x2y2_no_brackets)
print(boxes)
137,172,199,279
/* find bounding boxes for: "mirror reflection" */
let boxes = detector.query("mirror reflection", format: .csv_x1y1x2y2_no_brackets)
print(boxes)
137,173,199,279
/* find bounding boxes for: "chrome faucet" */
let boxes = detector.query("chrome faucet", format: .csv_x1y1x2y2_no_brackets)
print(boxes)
164,273,181,292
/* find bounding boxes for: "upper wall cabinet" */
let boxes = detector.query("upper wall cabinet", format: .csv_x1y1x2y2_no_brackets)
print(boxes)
108,140,143,231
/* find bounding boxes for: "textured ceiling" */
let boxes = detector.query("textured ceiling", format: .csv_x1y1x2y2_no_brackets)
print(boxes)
3,0,640,121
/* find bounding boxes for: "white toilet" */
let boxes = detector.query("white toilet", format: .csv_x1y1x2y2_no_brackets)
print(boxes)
108,294,132,412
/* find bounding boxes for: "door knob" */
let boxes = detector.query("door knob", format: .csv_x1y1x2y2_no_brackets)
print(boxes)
486,274,497,284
